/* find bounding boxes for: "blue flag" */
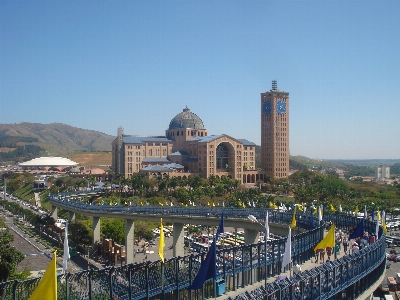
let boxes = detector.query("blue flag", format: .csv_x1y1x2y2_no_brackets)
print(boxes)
349,219,364,240
189,214,224,290
371,209,374,222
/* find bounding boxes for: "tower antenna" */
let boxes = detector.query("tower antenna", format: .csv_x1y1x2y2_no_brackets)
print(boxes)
272,80,277,91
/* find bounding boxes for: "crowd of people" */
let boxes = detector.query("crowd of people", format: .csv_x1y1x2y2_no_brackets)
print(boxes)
310,227,377,265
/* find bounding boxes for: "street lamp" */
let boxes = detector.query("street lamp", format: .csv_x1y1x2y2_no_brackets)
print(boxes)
248,214,268,286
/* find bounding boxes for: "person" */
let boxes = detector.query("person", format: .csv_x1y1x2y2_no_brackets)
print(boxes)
343,238,349,255
326,246,332,261
319,248,325,263
369,234,376,244
293,261,301,274
352,242,359,253
314,249,319,263
334,243,339,257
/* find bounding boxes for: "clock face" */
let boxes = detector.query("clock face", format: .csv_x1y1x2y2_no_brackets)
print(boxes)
263,101,272,114
276,100,286,114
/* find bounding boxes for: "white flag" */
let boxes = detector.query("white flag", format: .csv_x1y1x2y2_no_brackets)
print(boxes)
375,220,379,237
339,204,342,213
63,222,70,272
265,212,270,240
318,206,322,222
281,227,292,272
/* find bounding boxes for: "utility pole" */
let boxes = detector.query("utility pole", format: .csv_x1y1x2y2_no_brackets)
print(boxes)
3,173,6,200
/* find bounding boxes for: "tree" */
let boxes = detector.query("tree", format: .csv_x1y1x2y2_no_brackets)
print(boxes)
69,221,92,246
134,221,155,241
101,218,125,245
173,187,189,204
203,186,216,200
0,222,25,283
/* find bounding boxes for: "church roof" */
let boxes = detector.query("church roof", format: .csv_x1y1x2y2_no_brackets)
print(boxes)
169,151,189,156
189,135,223,143
168,107,205,130
238,139,256,146
123,136,172,145
142,158,171,163
189,134,257,146
183,158,198,163
141,162,184,172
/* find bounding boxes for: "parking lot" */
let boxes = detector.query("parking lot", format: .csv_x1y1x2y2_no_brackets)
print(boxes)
376,223,400,299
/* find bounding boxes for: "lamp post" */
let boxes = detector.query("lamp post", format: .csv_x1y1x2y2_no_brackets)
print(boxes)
87,245,91,270
2,172,6,201
248,214,268,287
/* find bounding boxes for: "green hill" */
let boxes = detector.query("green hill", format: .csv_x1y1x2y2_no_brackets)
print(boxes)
0,122,115,163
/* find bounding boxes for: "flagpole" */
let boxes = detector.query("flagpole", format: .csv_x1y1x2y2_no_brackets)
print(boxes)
247,213,269,287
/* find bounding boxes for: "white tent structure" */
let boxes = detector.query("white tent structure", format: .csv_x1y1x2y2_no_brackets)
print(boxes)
19,157,78,167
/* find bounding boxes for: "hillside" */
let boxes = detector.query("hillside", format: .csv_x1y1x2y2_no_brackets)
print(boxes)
0,122,115,159
69,152,112,169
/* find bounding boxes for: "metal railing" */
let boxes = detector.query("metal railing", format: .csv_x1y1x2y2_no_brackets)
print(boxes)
0,193,386,300
228,215,386,300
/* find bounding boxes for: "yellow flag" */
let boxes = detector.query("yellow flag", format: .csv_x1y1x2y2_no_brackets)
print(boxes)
273,202,278,209
354,205,359,215
382,220,388,234
290,207,296,228
29,251,57,300
312,207,318,214
330,204,336,212
212,202,215,207
158,218,165,263
377,210,381,221
314,223,335,251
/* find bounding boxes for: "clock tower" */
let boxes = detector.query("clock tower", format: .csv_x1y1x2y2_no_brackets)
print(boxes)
261,80,289,178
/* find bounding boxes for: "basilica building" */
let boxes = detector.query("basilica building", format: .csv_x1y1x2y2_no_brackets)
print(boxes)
112,107,264,184
112,82,289,183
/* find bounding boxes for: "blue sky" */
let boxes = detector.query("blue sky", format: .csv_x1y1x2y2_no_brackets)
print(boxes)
1,1,399,160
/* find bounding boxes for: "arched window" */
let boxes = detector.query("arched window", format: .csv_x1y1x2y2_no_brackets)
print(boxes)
216,144,229,170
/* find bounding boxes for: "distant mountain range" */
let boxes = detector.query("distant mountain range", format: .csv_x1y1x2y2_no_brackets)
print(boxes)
1,122,398,172
0,123,115,159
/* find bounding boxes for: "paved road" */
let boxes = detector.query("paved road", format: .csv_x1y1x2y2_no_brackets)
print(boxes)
381,231,400,299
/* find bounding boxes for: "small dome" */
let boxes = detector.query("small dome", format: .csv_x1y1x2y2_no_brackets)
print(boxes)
169,107,205,130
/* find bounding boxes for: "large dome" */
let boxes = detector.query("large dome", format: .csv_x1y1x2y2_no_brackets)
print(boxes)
169,107,205,130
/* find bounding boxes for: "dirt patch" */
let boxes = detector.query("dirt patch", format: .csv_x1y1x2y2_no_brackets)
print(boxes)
0,147,16,152
69,152,111,169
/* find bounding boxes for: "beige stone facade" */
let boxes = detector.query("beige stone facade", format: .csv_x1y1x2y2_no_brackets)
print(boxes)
112,107,266,184
113,83,290,183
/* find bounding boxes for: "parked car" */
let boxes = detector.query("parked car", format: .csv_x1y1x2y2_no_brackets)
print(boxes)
389,255,398,261
390,249,400,255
